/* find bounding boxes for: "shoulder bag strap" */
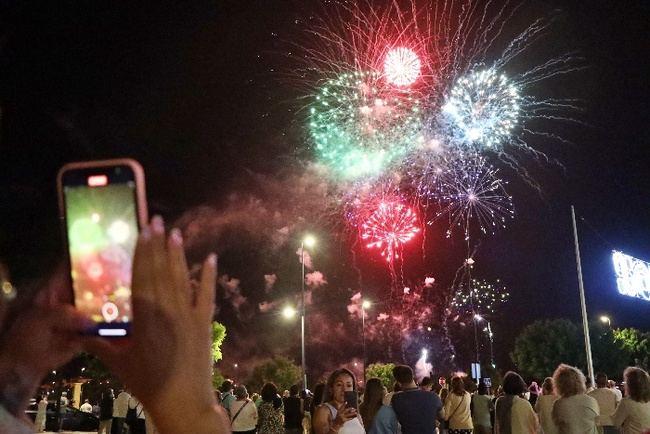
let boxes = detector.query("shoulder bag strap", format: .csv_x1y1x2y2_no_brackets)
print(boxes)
447,393,466,421
231,399,251,425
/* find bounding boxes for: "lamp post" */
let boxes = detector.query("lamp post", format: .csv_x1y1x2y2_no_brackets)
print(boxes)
361,299,371,383
600,315,611,328
301,235,316,390
474,314,495,368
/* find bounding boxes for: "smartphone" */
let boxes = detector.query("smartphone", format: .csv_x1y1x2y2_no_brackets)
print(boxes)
57,159,147,337
344,391,358,409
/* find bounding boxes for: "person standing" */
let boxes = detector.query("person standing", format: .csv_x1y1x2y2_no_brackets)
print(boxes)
359,378,385,431
611,367,650,434
442,376,472,434
259,383,285,434
285,384,303,434
588,373,620,434
471,383,493,434
127,395,146,434
99,389,114,434
494,371,537,434
221,380,236,414
551,364,599,434
57,391,69,432
528,381,541,407
608,381,623,403
391,365,443,434
231,385,258,434
313,368,365,434
535,377,558,434
35,395,48,433
112,389,131,434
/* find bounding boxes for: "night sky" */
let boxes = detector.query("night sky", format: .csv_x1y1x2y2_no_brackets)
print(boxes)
1,0,649,380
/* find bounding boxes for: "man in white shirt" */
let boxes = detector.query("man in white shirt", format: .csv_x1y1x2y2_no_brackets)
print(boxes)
608,380,623,402
113,389,131,433
80,399,93,413
588,373,619,434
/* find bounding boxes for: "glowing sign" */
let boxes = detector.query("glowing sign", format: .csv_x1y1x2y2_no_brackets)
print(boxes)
612,250,650,302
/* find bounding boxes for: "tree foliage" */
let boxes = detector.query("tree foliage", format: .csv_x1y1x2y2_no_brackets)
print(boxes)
614,328,650,371
511,319,585,379
365,363,396,390
212,321,227,363
247,356,302,393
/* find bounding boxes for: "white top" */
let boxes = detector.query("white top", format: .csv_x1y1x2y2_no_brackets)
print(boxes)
612,388,623,402
114,391,131,417
80,402,93,413
610,398,650,434
444,391,473,430
495,396,537,434
231,399,259,432
552,394,599,434
324,403,366,434
471,394,493,427
535,394,559,434
588,388,618,426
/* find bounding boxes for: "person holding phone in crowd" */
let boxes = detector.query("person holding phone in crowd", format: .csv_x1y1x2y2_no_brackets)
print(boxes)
313,368,365,434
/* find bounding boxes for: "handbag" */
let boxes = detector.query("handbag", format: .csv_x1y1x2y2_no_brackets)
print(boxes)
125,398,144,431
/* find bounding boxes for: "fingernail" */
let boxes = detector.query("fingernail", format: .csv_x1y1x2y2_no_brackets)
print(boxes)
141,226,151,240
152,215,165,234
170,228,183,246
207,253,217,268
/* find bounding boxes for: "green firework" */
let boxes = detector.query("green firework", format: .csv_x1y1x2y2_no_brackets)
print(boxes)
309,71,422,179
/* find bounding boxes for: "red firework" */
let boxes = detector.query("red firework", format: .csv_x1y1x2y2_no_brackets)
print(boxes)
361,201,420,262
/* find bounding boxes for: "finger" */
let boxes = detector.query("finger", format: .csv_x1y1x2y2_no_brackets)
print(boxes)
132,225,155,304
150,215,172,303
47,305,96,333
167,228,191,306
196,253,217,320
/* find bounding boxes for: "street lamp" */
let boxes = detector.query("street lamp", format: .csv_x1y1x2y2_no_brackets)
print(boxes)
282,305,297,319
474,314,495,368
600,316,611,327
361,299,371,382
300,235,316,390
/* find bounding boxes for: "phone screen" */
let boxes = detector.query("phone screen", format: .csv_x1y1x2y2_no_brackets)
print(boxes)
344,390,358,409
61,165,140,336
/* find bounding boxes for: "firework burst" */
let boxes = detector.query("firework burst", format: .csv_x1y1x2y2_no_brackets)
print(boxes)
431,153,514,239
309,71,422,178
451,278,510,318
361,200,420,263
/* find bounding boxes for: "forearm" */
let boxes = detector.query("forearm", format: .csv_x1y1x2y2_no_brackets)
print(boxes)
150,402,230,434
0,357,42,418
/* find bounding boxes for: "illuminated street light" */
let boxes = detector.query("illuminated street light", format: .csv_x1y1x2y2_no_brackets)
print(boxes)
600,315,611,327
303,235,316,248
362,300,371,310
282,305,297,319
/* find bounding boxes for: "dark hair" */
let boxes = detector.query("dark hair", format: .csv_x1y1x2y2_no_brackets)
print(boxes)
478,382,488,395
595,372,608,388
323,368,357,403
420,377,434,387
450,376,465,396
624,367,650,403
261,383,283,410
392,365,414,384
220,380,233,393
290,384,300,396
359,378,384,429
502,371,527,395
234,385,248,400
393,382,402,392
310,383,325,414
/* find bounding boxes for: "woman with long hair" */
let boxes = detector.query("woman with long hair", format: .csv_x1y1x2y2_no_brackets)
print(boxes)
551,364,598,434
442,376,473,434
313,368,365,434
258,383,284,434
359,378,385,430
494,371,537,434
611,367,650,434
534,377,558,434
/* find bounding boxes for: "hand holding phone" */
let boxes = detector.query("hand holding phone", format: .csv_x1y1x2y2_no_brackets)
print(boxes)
58,159,147,337
343,390,358,410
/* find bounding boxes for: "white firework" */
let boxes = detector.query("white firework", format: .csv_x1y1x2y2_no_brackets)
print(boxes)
442,68,520,149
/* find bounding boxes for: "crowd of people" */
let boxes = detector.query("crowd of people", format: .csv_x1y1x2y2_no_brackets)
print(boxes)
0,216,649,434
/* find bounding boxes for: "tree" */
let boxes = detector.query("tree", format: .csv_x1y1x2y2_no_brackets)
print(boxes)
511,319,585,379
589,322,631,378
365,363,396,390
212,322,227,363
247,356,302,393
614,328,650,371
